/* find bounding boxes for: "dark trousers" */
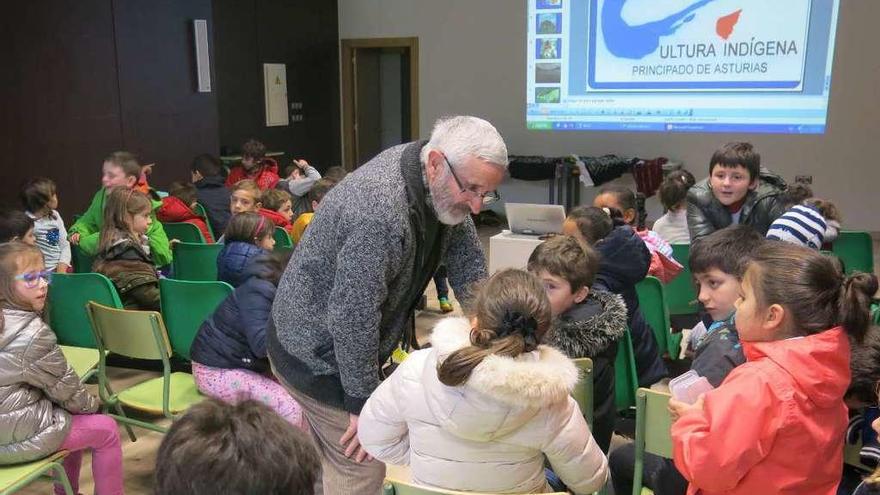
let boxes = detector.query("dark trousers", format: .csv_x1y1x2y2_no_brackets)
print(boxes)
609,442,688,495
433,265,448,298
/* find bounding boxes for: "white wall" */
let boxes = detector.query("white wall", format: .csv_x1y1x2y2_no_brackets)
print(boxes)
339,1,880,230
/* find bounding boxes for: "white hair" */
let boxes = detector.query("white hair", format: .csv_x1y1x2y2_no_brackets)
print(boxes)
420,116,508,170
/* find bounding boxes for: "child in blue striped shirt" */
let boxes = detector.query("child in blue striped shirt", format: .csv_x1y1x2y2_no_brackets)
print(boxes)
21,177,71,272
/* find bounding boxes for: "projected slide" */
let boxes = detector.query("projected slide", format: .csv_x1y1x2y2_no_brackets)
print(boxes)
526,0,841,133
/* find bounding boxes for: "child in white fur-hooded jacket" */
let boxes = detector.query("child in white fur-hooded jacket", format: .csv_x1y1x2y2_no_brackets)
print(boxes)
358,269,608,495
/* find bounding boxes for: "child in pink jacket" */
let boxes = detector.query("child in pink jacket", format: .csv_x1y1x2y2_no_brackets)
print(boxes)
669,242,877,495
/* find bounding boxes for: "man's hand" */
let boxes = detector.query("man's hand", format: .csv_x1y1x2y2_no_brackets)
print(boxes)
668,395,705,422
69,233,81,245
340,413,373,463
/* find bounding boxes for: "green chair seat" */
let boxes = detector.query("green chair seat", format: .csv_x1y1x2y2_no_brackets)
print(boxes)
59,345,100,382
159,278,233,360
274,226,292,250
632,388,674,495
70,244,95,274
171,242,223,281
382,477,567,494
162,222,206,243
0,451,73,494
117,372,203,414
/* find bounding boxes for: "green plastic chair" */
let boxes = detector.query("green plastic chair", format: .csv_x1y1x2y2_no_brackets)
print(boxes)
274,226,293,250
70,244,94,273
162,222,206,243
571,357,594,427
171,242,223,281
382,478,567,495
614,330,639,412
632,388,674,495
636,276,682,360
60,345,101,383
0,451,73,495
86,302,203,434
665,244,697,316
833,231,874,275
47,273,123,349
159,278,233,360
192,203,215,240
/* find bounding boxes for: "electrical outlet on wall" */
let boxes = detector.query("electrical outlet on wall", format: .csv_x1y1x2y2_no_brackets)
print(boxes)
794,175,813,185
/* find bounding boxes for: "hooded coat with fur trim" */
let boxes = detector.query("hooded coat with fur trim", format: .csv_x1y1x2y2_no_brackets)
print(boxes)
358,317,609,495
548,290,627,453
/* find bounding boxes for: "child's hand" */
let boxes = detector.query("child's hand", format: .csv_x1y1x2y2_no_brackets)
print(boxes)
56,263,71,274
69,233,80,245
668,395,705,422
294,158,309,169
169,238,180,245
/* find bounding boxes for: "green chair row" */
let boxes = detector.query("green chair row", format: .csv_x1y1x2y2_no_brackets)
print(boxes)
615,329,639,412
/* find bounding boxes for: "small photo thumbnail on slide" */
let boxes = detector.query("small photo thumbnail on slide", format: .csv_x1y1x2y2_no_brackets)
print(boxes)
536,38,561,59
536,87,561,104
535,63,561,83
536,13,562,34
536,0,562,9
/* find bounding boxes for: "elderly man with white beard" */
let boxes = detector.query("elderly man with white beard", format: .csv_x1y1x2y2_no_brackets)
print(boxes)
268,116,507,495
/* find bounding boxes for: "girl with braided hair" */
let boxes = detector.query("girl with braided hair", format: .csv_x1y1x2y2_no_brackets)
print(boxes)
358,268,608,494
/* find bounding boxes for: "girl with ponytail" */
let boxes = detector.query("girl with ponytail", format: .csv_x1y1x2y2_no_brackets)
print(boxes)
357,269,608,494
668,242,877,495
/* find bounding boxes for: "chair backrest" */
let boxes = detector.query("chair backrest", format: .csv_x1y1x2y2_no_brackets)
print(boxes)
636,276,682,360
86,301,171,361
833,231,874,275
571,357,594,427
171,242,224,281
47,273,123,348
382,478,567,495
665,243,697,316
162,222,206,243
159,278,233,360
632,388,673,495
274,226,292,249
614,329,639,412
192,202,215,239
70,244,95,273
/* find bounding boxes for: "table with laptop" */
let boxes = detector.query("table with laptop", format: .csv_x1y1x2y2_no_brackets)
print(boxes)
489,203,566,273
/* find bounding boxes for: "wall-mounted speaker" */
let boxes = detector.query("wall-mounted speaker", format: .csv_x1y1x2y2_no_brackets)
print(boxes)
193,19,211,92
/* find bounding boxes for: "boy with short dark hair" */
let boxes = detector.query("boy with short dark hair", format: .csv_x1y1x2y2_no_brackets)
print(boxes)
609,224,766,495
155,398,320,495
687,142,788,240
191,153,232,235
225,139,280,190
528,235,627,453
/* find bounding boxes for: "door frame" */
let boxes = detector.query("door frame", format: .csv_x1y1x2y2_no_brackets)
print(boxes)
340,37,419,171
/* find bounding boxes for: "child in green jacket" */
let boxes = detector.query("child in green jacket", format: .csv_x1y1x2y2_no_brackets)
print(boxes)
69,151,172,266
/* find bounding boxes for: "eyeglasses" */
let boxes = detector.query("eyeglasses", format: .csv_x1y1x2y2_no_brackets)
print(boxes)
14,269,53,289
441,154,501,206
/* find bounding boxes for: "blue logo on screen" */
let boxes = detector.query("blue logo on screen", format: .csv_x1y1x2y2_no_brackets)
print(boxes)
601,0,718,59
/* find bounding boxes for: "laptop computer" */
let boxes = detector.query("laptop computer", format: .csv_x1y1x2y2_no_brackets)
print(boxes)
504,203,566,235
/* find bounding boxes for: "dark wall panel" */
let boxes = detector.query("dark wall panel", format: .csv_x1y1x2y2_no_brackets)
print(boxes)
214,0,341,170
1,1,123,218
113,0,219,190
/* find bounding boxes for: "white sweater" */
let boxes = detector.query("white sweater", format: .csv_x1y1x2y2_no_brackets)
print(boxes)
358,317,608,494
652,208,690,245
27,211,71,270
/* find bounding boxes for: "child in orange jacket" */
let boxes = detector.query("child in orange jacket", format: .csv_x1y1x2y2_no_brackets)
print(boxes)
669,242,877,495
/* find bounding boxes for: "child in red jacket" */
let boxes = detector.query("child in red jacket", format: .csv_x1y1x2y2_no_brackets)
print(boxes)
158,182,214,243
258,189,294,234
669,242,877,495
225,139,280,190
